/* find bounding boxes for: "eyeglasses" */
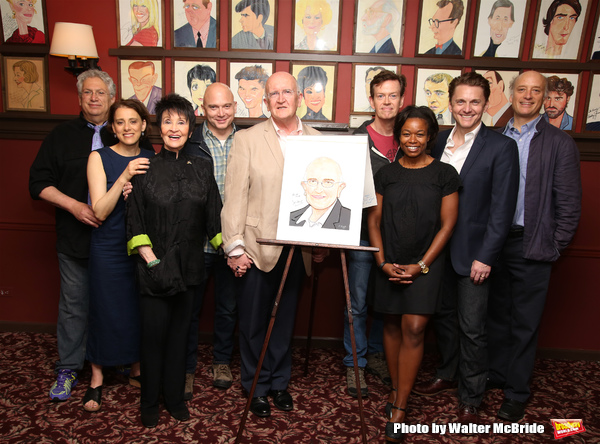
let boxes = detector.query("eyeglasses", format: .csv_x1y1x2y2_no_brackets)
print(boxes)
304,179,338,189
81,89,107,98
428,18,456,28
267,89,295,100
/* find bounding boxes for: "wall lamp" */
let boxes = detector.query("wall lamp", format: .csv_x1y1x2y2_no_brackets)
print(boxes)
49,22,100,77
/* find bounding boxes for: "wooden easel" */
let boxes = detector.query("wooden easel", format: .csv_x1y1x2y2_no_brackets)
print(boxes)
234,239,378,444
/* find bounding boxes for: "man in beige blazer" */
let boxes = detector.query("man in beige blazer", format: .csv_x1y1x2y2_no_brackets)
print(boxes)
222,72,321,418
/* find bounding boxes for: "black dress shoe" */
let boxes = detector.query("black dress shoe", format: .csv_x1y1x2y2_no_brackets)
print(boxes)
250,396,271,417
498,398,525,422
169,406,190,422
268,389,293,411
141,410,159,428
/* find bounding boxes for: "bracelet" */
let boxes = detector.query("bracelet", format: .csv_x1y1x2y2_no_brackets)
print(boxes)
147,259,160,268
378,261,388,269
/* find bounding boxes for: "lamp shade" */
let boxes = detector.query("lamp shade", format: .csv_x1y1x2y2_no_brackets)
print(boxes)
50,22,98,58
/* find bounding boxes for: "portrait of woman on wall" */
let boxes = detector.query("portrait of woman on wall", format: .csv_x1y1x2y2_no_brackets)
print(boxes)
293,0,339,52
3,56,46,111
118,0,163,47
173,60,218,116
0,0,46,44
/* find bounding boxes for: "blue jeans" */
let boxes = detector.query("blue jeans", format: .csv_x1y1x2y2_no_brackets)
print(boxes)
55,252,90,372
343,240,373,368
186,253,238,373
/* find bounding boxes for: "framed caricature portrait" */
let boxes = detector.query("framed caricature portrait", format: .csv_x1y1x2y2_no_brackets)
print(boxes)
276,135,370,246
172,0,218,48
230,0,276,51
589,7,600,60
414,67,462,125
352,63,400,114
416,0,470,57
584,73,600,131
292,0,341,53
173,59,218,116
0,0,47,44
538,72,579,131
116,0,164,47
228,61,273,118
119,59,164,115
475,69,519,126
472,0,529,58
2,55,47,111
292,62,336,122
354,0,404,55
531,0,590,60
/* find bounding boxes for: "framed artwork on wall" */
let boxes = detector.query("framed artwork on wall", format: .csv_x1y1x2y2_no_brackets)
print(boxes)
471,0,530,59
588,5,600,60
0,0,47,44
292,0,341,53
530,0,591,60
539,72,579,131
474,69,519,126
351,63,400,114
116,0,164,47
416,0,470,57
584,73,600,131
119,58,164,115
172,0,218,48
229,0,276,51
353,0,404,55
228,60,273,118
2,55,47,111
414,67,462,126
291,62,336,121
173,59,219,116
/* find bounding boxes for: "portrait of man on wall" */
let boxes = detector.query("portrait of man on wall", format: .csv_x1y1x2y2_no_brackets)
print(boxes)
418,0,468,56
532,0,589,60
542,74,577,130
120,59,163,115
354,0,403,55
230,0,275,50
173,0,218,48
228,62,272,117
472,0,528,58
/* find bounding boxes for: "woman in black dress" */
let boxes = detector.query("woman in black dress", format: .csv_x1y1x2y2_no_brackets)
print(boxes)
126,94,222,428
368,106,460,442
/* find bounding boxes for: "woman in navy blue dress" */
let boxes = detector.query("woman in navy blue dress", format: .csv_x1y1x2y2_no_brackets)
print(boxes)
83,100,154,412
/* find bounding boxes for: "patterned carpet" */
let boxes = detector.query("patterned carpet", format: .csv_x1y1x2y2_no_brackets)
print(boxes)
0,332,598,443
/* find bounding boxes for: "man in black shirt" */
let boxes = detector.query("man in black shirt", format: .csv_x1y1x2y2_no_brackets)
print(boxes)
29,70,119,402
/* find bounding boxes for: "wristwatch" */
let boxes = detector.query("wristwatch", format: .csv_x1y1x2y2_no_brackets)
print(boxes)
418,260,429,275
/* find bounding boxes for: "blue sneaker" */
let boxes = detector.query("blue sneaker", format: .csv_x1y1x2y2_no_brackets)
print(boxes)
49,369,78,401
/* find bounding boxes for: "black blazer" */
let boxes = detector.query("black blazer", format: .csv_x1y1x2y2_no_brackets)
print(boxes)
289,199,351,231
431,124,519,276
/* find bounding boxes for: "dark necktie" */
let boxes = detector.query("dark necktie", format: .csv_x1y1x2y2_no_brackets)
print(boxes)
197,32,203,48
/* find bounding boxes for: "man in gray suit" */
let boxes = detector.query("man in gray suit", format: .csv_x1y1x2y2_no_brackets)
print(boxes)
174,0,217,48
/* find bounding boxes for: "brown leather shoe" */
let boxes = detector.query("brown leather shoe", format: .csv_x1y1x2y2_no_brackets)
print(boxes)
457,403,479,425
412,377,457,396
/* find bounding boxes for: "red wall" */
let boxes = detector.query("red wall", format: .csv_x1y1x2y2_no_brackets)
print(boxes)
1,1,599,351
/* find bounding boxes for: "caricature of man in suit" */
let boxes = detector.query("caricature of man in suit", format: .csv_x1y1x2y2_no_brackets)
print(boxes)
289,157,350,230
231,0,274,50
174,0,217,48
361,0,400,54
414,72,519,423
127,61,162,115
425,0,464,55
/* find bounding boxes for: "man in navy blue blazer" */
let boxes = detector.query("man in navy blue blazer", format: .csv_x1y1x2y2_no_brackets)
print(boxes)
413,72,519,423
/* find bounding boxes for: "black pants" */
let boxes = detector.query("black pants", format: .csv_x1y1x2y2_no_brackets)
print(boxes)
236,247,304,397
488,235,552,403
140,287,195,413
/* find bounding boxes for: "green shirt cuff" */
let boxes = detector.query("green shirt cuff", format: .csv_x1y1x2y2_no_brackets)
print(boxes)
209,233,222,251
127,234,152,256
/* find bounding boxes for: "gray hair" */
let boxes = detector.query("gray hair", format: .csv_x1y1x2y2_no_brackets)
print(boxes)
381,0,401,33
76,70,116,98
